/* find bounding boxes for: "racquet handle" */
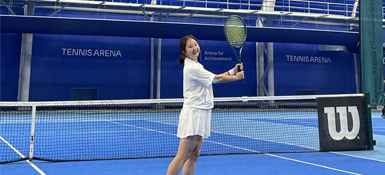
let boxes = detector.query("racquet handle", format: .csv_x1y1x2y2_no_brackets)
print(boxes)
237,61,243,81
237,61,242,72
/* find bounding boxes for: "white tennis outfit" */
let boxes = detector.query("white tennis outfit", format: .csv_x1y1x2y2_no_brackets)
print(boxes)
177,58,215,139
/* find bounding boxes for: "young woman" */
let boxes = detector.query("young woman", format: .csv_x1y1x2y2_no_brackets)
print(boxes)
166,35,244,175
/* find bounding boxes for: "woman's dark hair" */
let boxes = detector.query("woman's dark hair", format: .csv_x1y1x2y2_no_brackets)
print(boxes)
178,35,198,65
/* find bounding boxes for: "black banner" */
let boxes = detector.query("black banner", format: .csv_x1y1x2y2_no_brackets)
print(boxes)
317,97,368,151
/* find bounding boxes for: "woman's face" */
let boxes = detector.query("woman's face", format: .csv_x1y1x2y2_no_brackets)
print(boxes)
184,38,200,60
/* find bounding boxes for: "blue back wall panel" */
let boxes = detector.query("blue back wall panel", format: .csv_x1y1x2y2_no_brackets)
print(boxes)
0,33,363,101
274,43,358,95
29,34,151,101
0,33,22,101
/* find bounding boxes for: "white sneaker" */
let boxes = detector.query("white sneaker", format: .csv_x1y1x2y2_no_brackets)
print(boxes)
382,115,385,119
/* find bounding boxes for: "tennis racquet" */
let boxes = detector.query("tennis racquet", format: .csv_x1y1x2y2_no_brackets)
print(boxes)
224,15,247,73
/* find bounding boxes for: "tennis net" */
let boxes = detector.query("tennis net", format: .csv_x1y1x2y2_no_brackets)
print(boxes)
0,94,367,163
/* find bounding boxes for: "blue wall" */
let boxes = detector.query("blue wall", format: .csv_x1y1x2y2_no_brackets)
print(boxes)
31,34,152,100
0,0,367,101
1,33,22,101
1,32,362,101
274,43,358,95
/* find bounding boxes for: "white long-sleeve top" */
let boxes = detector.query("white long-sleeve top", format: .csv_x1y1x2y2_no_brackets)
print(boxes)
182,58,215,109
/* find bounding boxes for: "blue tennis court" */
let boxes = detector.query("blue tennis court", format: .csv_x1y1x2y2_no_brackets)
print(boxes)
2,0,385,174
1,109,320,162
1,110,384,175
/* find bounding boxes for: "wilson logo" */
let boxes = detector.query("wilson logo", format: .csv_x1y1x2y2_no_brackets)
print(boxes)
324,106,360,140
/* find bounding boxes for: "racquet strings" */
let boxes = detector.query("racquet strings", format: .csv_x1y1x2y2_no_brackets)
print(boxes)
224,16,246,49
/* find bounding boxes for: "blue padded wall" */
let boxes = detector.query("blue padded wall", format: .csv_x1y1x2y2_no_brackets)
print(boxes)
0,1,369,101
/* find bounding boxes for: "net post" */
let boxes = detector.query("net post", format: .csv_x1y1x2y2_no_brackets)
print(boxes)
28,105,36,162
364,93,374,150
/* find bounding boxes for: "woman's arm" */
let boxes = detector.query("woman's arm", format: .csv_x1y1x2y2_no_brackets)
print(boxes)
213,71,244,83
212,63,244,83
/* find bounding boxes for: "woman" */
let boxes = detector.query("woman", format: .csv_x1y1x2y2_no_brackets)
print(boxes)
167,35,244,175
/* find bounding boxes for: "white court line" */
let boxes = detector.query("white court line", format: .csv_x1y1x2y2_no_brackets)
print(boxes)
331,152,385,163
110,121,361,175
27,161,47,175
109,121,263,153
211,129,318,151
70,130,147,134
0,136,46,175
111,119,318,151
0,136,26,159
266,154,362,175
109,121,175,136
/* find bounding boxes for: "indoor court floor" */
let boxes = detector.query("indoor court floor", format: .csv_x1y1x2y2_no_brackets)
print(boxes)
1,112,384,175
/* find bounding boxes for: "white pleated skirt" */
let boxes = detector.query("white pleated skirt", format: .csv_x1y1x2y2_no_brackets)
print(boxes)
177,107,212,139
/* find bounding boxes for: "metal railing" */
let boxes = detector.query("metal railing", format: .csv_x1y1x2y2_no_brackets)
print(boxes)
0,0,373,18
148,0,361,17
79,0,376,19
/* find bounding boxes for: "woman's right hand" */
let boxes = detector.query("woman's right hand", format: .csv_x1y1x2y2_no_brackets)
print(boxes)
236,71,244,80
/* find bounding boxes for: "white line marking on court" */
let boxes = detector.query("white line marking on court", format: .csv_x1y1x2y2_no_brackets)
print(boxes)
0,136,46,175
110,120,319,150
116,119,319,151
203,137,362,175
110,121,362,174
266,154,362,175
70,130,147,134
109,121,262,152
204,140,261,153
27,161,47,175
331,152,385,163
109,121,176,136
0,136,26,159
109,121,259,153
208,139,362,175
210,130,318,151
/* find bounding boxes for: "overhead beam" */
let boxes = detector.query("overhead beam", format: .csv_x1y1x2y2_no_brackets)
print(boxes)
0,15,359,52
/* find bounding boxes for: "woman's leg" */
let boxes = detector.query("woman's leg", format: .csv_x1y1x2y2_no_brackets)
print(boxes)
167,135,201,175
182,136,203,175
382,106,385,118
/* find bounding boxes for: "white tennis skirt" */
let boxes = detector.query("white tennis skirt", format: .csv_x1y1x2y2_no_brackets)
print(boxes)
177,107,212,139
